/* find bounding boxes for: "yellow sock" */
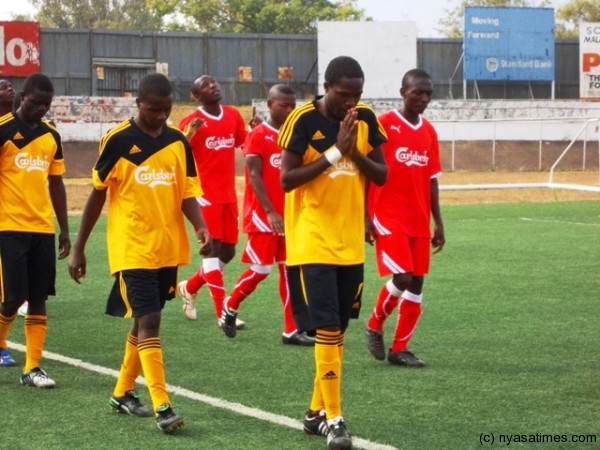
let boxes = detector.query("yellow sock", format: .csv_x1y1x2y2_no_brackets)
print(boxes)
314,329,343,419
309,373,325,413
138,337,170,412
24,315,47,372
113,333,142,397
338,333,345,378
0,312,17,348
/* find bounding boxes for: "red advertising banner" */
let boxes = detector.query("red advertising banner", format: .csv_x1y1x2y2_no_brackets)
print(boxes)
0,22,41,76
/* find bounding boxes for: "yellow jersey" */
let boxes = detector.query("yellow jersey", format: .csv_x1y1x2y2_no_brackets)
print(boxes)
93,119,202,274
278,100,386,265
0,113,65,234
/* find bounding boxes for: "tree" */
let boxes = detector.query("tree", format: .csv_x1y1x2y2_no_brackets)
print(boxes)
438,0,550,38
152,0,366,34
29,0,168,30
555,0,600,38
21,0,365,33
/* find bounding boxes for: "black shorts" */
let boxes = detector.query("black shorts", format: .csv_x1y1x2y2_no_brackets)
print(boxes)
286,264,363,332
0,231,56,303
106,267,178,318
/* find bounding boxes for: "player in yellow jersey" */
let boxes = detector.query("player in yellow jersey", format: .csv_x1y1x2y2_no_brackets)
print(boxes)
0,78,15,117
279,56,387,450
0,73,71,383
68,73,211,434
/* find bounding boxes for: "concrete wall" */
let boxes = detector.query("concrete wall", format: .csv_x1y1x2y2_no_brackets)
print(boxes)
56,97,600,177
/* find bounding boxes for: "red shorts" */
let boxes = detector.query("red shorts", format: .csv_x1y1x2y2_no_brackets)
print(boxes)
375,232,430,277
198,199,238,244
241,232,286,265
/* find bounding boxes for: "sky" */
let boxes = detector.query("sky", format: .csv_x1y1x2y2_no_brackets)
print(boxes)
0,0,569,37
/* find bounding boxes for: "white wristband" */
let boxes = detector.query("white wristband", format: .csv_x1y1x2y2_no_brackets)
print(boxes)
324,147,343,165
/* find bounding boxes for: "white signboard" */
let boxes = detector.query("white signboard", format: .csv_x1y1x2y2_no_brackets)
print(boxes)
317,21,417,99
580,22,600,99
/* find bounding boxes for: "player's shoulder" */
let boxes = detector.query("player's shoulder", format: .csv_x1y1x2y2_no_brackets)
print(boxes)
356,102,379,122
178,109,198,127
222,104,244,118
166,123,186,138
283,100,315,126
100,119,134,147
378,109,397,121
0,112,16,130
421,115,435,128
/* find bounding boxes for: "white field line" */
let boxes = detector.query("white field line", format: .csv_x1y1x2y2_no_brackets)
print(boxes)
519,217,600,227
452,217,599,227
7,341,397,450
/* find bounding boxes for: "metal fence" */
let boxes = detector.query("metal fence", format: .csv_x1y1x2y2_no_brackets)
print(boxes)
1,28,582,104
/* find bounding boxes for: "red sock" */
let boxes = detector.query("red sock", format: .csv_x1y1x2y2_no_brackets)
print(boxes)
367,280,401,331
278,263,296,334
390,296,422,353
227,269,269,311
186,268,206,294
204,268,226,317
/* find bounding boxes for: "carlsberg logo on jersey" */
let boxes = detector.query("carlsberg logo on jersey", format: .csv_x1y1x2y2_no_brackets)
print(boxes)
269,153,281,168
326,160,357,178
134,166,176,187
205,134,235,151
15,152,50,172
395,148,429,167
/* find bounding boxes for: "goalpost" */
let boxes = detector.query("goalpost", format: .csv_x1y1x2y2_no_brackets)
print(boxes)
547,118,600,193
439,117,600,194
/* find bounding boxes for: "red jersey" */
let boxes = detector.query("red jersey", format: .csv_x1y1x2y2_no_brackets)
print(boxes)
241,122,283,233
369,109,442,238
179,105,247,203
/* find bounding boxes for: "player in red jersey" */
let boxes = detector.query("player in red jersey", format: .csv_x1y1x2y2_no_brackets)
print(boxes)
365,69,445,368
177,75,248,328
220,84,314,346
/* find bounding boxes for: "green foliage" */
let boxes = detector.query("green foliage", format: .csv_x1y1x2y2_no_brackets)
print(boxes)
2,200,599,448
23,0,365,33
30,0,165,30
164,0,366,34
555,0,600,38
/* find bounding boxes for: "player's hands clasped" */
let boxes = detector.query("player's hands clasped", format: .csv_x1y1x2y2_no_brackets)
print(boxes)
336,108,359,157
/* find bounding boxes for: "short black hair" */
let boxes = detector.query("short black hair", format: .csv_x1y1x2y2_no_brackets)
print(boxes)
190,74,212,96
270,84,295,97
402,69,432,89
22,73,54,95
138,73,172,101
324,56,364,85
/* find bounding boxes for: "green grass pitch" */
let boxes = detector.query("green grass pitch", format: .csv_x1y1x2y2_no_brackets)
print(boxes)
2,200,599,449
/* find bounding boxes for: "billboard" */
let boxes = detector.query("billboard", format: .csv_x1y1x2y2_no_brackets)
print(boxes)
318,21,417,99
0,22,41,76
464,7,554,81
580,22,600,99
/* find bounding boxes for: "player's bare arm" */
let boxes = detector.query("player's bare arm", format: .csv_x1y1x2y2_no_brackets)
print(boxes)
183,117,204,140
247,155,284,235
48,174,71,259
430,178,445,254
353,144,387,186
248,106,262,129
68,188,107,283
182,197,212,256
281,149,332,192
